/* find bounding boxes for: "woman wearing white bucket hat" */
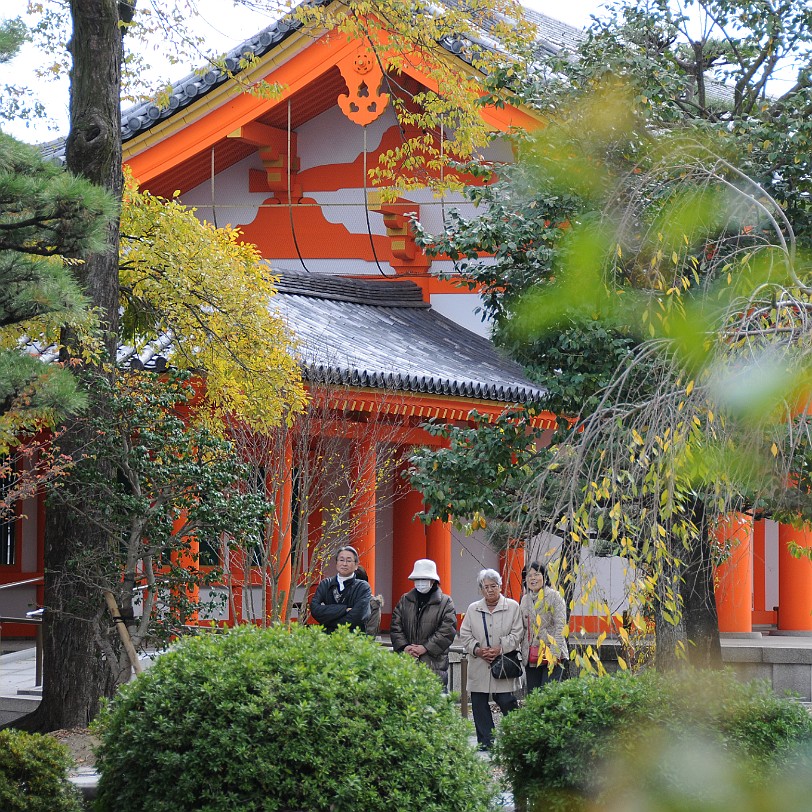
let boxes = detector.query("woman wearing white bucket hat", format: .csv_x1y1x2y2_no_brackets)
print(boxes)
390,558,457,688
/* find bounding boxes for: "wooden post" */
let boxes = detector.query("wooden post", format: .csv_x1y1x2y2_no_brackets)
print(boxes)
104,590,143,676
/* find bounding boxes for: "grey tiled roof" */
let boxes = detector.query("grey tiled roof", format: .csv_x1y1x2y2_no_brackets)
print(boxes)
273,273,546,404
522,8,587,56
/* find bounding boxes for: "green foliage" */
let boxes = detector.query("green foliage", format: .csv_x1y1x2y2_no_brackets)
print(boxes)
409,407,546,532
0,17,26,63
0,729,83,812
119,173,306,434
0,133,116,259
0,130,114,449
496,669,812,810
94,625,495,812
48,369,273,656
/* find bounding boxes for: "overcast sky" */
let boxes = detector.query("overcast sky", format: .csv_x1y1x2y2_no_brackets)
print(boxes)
0,0,609,143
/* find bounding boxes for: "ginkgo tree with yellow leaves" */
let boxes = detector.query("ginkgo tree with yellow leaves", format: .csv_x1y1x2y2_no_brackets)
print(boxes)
119,173,307,431
293,0,537,194
22,177,309,707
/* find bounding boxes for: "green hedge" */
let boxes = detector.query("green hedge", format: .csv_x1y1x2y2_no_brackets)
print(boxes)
496,669,812,810
94,625,495,812
0,729,83,812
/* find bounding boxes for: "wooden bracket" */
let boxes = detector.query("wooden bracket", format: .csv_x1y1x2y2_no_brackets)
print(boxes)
228,122,302,203
368,193,431,273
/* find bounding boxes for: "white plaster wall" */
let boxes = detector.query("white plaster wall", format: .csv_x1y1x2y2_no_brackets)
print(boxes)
764,518,779,612
527,531,634,623
450,528,499,610
429,293,492,338
200,586,230,621
0,585,37,616
181,150,268,228
297,105,394,171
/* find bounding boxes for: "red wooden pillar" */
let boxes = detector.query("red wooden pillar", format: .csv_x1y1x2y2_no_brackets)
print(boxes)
391,459,426,604
307,505,325,582
171,513,199,624
715,514,753,633
270,434,293,620
426,519,452,590
302,504,325,623
226,545,246,625
778,523,812,631
351,437,377,590
500,540,525,602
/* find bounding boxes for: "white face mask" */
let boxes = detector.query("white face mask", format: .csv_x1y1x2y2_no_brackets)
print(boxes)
413,579,433,594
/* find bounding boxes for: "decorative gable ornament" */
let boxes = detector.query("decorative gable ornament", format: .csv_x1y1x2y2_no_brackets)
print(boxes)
337,48,390,125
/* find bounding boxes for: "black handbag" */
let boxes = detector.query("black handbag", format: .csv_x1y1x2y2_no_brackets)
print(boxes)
481,611,523,680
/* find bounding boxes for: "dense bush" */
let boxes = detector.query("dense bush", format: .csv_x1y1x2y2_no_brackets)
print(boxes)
496,669,812,810
94,625,495,811
0,729,83,812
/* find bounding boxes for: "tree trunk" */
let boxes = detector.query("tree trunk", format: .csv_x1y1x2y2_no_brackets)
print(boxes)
653,564,687,672
19,0,124,732
680,500,722,668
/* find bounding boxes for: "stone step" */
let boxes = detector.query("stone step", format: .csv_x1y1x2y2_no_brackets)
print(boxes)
0,692,40,725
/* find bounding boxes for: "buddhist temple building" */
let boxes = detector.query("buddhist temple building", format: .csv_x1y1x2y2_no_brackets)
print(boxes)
2,4,810,641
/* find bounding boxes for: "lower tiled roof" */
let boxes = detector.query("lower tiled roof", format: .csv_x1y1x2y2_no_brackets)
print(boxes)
273,272,546,404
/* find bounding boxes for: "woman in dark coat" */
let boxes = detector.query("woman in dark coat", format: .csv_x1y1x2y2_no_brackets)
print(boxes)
310,545,371,633
390,558,457,688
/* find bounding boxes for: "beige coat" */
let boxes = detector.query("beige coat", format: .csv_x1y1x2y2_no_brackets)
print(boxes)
459,595,524,694
521,587,569,665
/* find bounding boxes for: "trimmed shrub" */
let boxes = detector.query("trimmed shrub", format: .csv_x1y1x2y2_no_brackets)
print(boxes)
0,729,83,812
94,625,495,812
496,669,812,810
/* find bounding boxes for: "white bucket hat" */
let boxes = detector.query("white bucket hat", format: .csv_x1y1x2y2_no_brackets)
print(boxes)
408,558,440,582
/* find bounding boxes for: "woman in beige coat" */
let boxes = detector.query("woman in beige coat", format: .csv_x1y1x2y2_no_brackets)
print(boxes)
459,568,524,750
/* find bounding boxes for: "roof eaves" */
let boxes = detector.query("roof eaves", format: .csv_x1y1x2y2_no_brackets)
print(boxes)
302,361,544,404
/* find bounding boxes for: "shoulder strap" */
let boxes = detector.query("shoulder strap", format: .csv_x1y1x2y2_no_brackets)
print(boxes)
480,610,491,647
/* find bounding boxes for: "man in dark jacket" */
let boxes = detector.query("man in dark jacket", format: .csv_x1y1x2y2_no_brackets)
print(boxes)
310,545,371,633
390,558,457,688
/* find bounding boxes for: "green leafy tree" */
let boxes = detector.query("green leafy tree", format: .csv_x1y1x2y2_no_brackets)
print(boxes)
411,0,812,669
0,129,114,519
46,369,274,687
0,133,113,443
